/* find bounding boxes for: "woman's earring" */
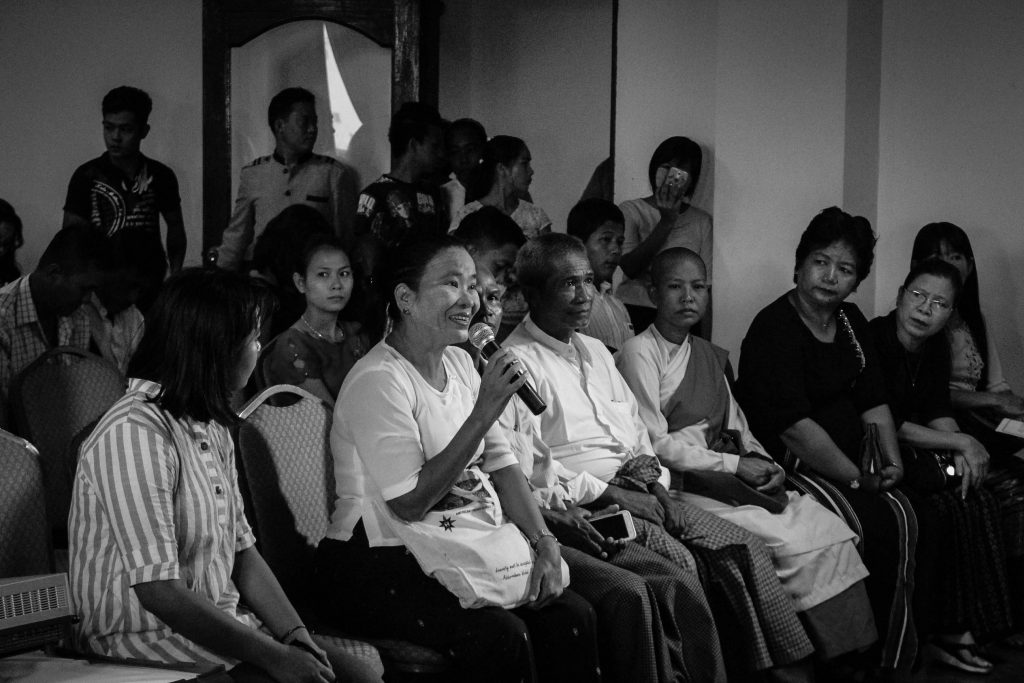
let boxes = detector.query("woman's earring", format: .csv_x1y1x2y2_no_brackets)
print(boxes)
402,308,411,316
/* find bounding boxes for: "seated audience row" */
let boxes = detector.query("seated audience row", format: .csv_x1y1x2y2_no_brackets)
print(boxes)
11,86,1019,682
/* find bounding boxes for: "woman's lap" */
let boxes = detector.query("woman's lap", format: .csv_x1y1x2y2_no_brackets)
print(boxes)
786,472,926,671
314,537,598,682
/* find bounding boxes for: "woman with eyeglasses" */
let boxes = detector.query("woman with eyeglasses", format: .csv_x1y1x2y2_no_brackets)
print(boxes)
869,258,1011,674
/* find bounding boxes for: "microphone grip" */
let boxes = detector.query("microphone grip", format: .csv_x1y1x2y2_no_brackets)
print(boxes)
479,340,547,415
516,381,548,416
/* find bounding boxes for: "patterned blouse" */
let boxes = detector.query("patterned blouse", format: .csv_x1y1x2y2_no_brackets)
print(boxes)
946,312,1011,393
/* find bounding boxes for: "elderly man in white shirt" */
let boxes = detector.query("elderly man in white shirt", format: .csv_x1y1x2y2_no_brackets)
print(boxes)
501,233,816,682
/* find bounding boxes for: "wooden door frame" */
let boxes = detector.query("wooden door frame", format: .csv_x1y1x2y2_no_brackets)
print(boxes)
201,0,440,251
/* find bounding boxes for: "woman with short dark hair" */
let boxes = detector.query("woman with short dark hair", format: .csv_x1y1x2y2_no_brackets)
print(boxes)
69,268,380,682
738,207,934,675
617,136,712,335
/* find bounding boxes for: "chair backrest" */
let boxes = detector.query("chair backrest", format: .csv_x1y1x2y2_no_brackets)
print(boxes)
237,384,334,606
10,347,126,539
0,430,51,577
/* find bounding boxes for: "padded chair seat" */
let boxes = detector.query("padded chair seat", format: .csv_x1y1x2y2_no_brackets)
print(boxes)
367,638,449,671
314,634,385,678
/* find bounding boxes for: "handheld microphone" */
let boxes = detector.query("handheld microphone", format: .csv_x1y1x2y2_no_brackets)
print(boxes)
469,323,547,415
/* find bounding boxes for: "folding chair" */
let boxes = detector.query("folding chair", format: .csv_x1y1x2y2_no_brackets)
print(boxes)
0,430,51,577
237,384,449,676
10,347,126,543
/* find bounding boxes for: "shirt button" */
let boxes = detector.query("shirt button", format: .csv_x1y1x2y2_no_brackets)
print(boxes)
200,442,209,451
284,190,291,197
283,168,289,174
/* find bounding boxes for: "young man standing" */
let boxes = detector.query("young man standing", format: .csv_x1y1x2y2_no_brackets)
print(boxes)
64,86,186,277
441,117,488,220
568,198,634,351
217,87,350,271
353,102,446,286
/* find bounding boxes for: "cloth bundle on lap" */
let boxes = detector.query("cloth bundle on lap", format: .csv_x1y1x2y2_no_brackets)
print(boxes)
379,465,569,609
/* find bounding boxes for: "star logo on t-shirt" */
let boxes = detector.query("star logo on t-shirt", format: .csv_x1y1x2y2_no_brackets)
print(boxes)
439,515,455,532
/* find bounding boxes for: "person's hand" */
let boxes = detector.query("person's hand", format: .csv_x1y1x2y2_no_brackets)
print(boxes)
878,464,902,491
264,641,335,683
658,497,688,536
288,629,331,669
955,435,991,497
474,347,529,424
525,535,564,609
758,462,786,494
995,392,1024,417
848,472,881,494
735,458,785,494
543,506,625,559
653,175,686,222
607,486,665,525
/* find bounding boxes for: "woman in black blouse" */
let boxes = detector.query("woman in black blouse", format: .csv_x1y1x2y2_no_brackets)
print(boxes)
870,258,1011,674
738,207,933,675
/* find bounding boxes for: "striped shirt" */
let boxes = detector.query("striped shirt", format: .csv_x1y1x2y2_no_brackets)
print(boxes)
69,378,260,666
0,275,91,412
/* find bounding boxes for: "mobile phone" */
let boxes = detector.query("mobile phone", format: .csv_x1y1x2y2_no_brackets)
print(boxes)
588,510,637,541
665,166,688,189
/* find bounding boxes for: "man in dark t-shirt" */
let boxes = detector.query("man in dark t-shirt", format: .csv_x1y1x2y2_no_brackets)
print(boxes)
353,102,447,283
64,86,186,283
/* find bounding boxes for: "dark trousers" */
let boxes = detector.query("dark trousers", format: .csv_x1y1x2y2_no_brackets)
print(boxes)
315,535,601,683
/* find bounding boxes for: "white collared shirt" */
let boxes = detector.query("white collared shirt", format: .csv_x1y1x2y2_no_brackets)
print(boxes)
501,317,667,505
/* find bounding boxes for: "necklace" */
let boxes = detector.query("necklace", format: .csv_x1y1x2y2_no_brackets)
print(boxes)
301,315,345,343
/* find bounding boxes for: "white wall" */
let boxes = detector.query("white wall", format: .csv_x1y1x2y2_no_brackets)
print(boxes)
614,0,717,211
876,0,1024,389
0,0,204,271
712,0,850,355
614,0,1024,392
615,0,851,358
439,0,613,232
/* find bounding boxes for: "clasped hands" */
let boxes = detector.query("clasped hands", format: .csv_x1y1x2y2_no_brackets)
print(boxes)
735,456,786,494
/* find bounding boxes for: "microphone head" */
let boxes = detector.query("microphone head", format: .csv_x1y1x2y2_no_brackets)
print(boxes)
468,322,496,349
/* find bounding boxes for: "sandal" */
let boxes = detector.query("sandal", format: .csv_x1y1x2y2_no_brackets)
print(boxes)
929,639,994,675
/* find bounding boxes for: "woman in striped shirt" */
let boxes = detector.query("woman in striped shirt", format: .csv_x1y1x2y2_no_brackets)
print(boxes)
69,268,380,682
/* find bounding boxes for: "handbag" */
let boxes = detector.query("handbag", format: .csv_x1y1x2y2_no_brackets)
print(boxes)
378,465,570,609
899,444,960,493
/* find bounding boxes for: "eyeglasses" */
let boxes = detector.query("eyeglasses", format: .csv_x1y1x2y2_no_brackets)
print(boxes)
905,289,952,313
